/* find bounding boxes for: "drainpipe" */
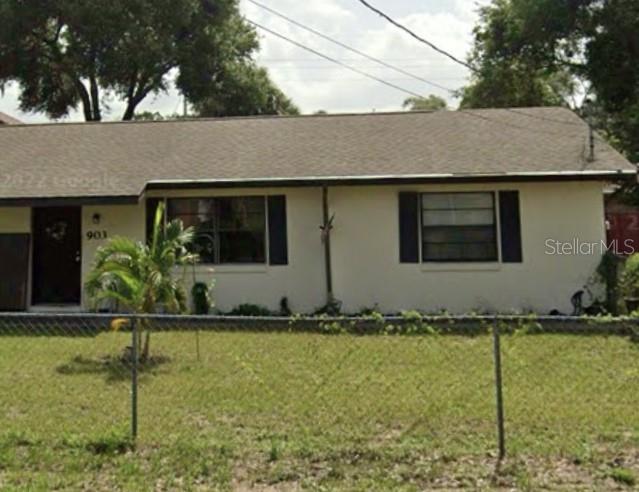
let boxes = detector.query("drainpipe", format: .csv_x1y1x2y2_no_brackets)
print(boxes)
321,185,334,304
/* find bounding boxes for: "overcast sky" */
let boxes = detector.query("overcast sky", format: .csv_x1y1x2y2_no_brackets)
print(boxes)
0,0,489,123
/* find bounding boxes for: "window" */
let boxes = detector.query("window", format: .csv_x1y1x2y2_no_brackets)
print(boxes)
167,196,266,264
421,192,497,262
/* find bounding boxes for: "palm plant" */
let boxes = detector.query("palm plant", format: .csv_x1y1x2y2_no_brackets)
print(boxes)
85,202,198,360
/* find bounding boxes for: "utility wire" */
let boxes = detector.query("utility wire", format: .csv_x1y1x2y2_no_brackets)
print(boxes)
247,19,425,99
247,14,590,138
260,58,449,62
249,1,582,128
354,0,474,71
353,0,590,129
247,0,451,92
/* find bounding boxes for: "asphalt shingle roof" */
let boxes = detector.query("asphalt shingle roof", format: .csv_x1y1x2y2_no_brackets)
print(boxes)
0,107,634,201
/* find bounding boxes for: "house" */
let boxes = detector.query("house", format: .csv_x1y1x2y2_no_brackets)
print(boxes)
0,107,635,314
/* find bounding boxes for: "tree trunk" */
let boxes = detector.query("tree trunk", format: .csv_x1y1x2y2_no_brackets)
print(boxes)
75,79,95,121
89,74,101,121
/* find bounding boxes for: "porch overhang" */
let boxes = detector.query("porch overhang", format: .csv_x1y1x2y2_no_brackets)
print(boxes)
0,195,140,207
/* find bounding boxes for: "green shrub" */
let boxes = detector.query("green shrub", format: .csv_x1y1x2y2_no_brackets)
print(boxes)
314,297,342,316
620,253,639,300
229,303,273,317
279,297,292,316
589,251,624,314
397,310,437,335
357,304,380,316
192,282,212,315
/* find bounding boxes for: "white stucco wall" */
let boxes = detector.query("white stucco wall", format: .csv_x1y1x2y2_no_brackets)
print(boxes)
0,180,609,314
142,187,326,313
0,207,30,233
80,204,146,308
329,182,606,314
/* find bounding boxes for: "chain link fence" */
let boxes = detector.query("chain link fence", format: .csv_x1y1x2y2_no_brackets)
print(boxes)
1,313,638,489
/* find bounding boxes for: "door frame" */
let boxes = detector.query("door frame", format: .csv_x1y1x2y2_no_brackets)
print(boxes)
31,206,83,306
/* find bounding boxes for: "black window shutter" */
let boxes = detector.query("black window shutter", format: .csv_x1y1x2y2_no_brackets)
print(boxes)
399,192,419,263
146,198,162,244
499,191,523,263
268,195,288,265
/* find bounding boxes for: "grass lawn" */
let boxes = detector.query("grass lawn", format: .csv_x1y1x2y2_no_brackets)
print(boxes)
0,329,638,490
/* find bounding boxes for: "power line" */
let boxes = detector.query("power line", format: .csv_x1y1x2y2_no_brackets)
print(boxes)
248,1,590,132
247,0,452,92
257,64,466,71
354,0,474,71
246,19,426,99
247,12,588,138
251,21,586,136
352,0,590,130
259,58,451,63
269,77,466,83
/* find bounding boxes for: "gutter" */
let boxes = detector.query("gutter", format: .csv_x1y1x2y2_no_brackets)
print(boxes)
144,169,637,190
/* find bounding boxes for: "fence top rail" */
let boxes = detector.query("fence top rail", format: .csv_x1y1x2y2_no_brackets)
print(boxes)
0,312,637,324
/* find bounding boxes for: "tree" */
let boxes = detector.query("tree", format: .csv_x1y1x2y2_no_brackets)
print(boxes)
133,111,189,121
85,202,198,360
133,112,167,122
403,95,447,111
0,0,288,121
460,0,639,161
459,0,583,109
193,64,299,117
459,64,576,109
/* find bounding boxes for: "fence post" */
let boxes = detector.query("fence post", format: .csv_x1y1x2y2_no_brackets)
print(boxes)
131,318,138,440
492,318,505,460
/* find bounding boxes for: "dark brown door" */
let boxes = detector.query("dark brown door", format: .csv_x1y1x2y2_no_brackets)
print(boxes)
0,234,31,311
32,207,82,304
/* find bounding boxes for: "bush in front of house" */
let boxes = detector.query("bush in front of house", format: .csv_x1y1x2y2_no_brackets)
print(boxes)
192,282,213,315
620,253,639,313
85,201,197,361
228,303,274,317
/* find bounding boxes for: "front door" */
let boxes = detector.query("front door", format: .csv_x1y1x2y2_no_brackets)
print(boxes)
32,207,82,305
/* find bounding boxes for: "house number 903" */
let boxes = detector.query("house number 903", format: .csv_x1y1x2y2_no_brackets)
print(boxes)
86,230,108,240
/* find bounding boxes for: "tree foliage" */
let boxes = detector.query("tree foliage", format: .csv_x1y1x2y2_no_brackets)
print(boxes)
403,95,447,111
192,64,299,117
0,0,294,121
460,0,639,160
85,202,197,358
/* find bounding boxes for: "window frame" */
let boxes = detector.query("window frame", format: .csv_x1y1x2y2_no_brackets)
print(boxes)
164,195,269,266
419,191,500,263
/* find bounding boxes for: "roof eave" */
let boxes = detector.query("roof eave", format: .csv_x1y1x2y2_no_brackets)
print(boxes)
0,194,140,207
0,170,634,205
145,169,637,190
